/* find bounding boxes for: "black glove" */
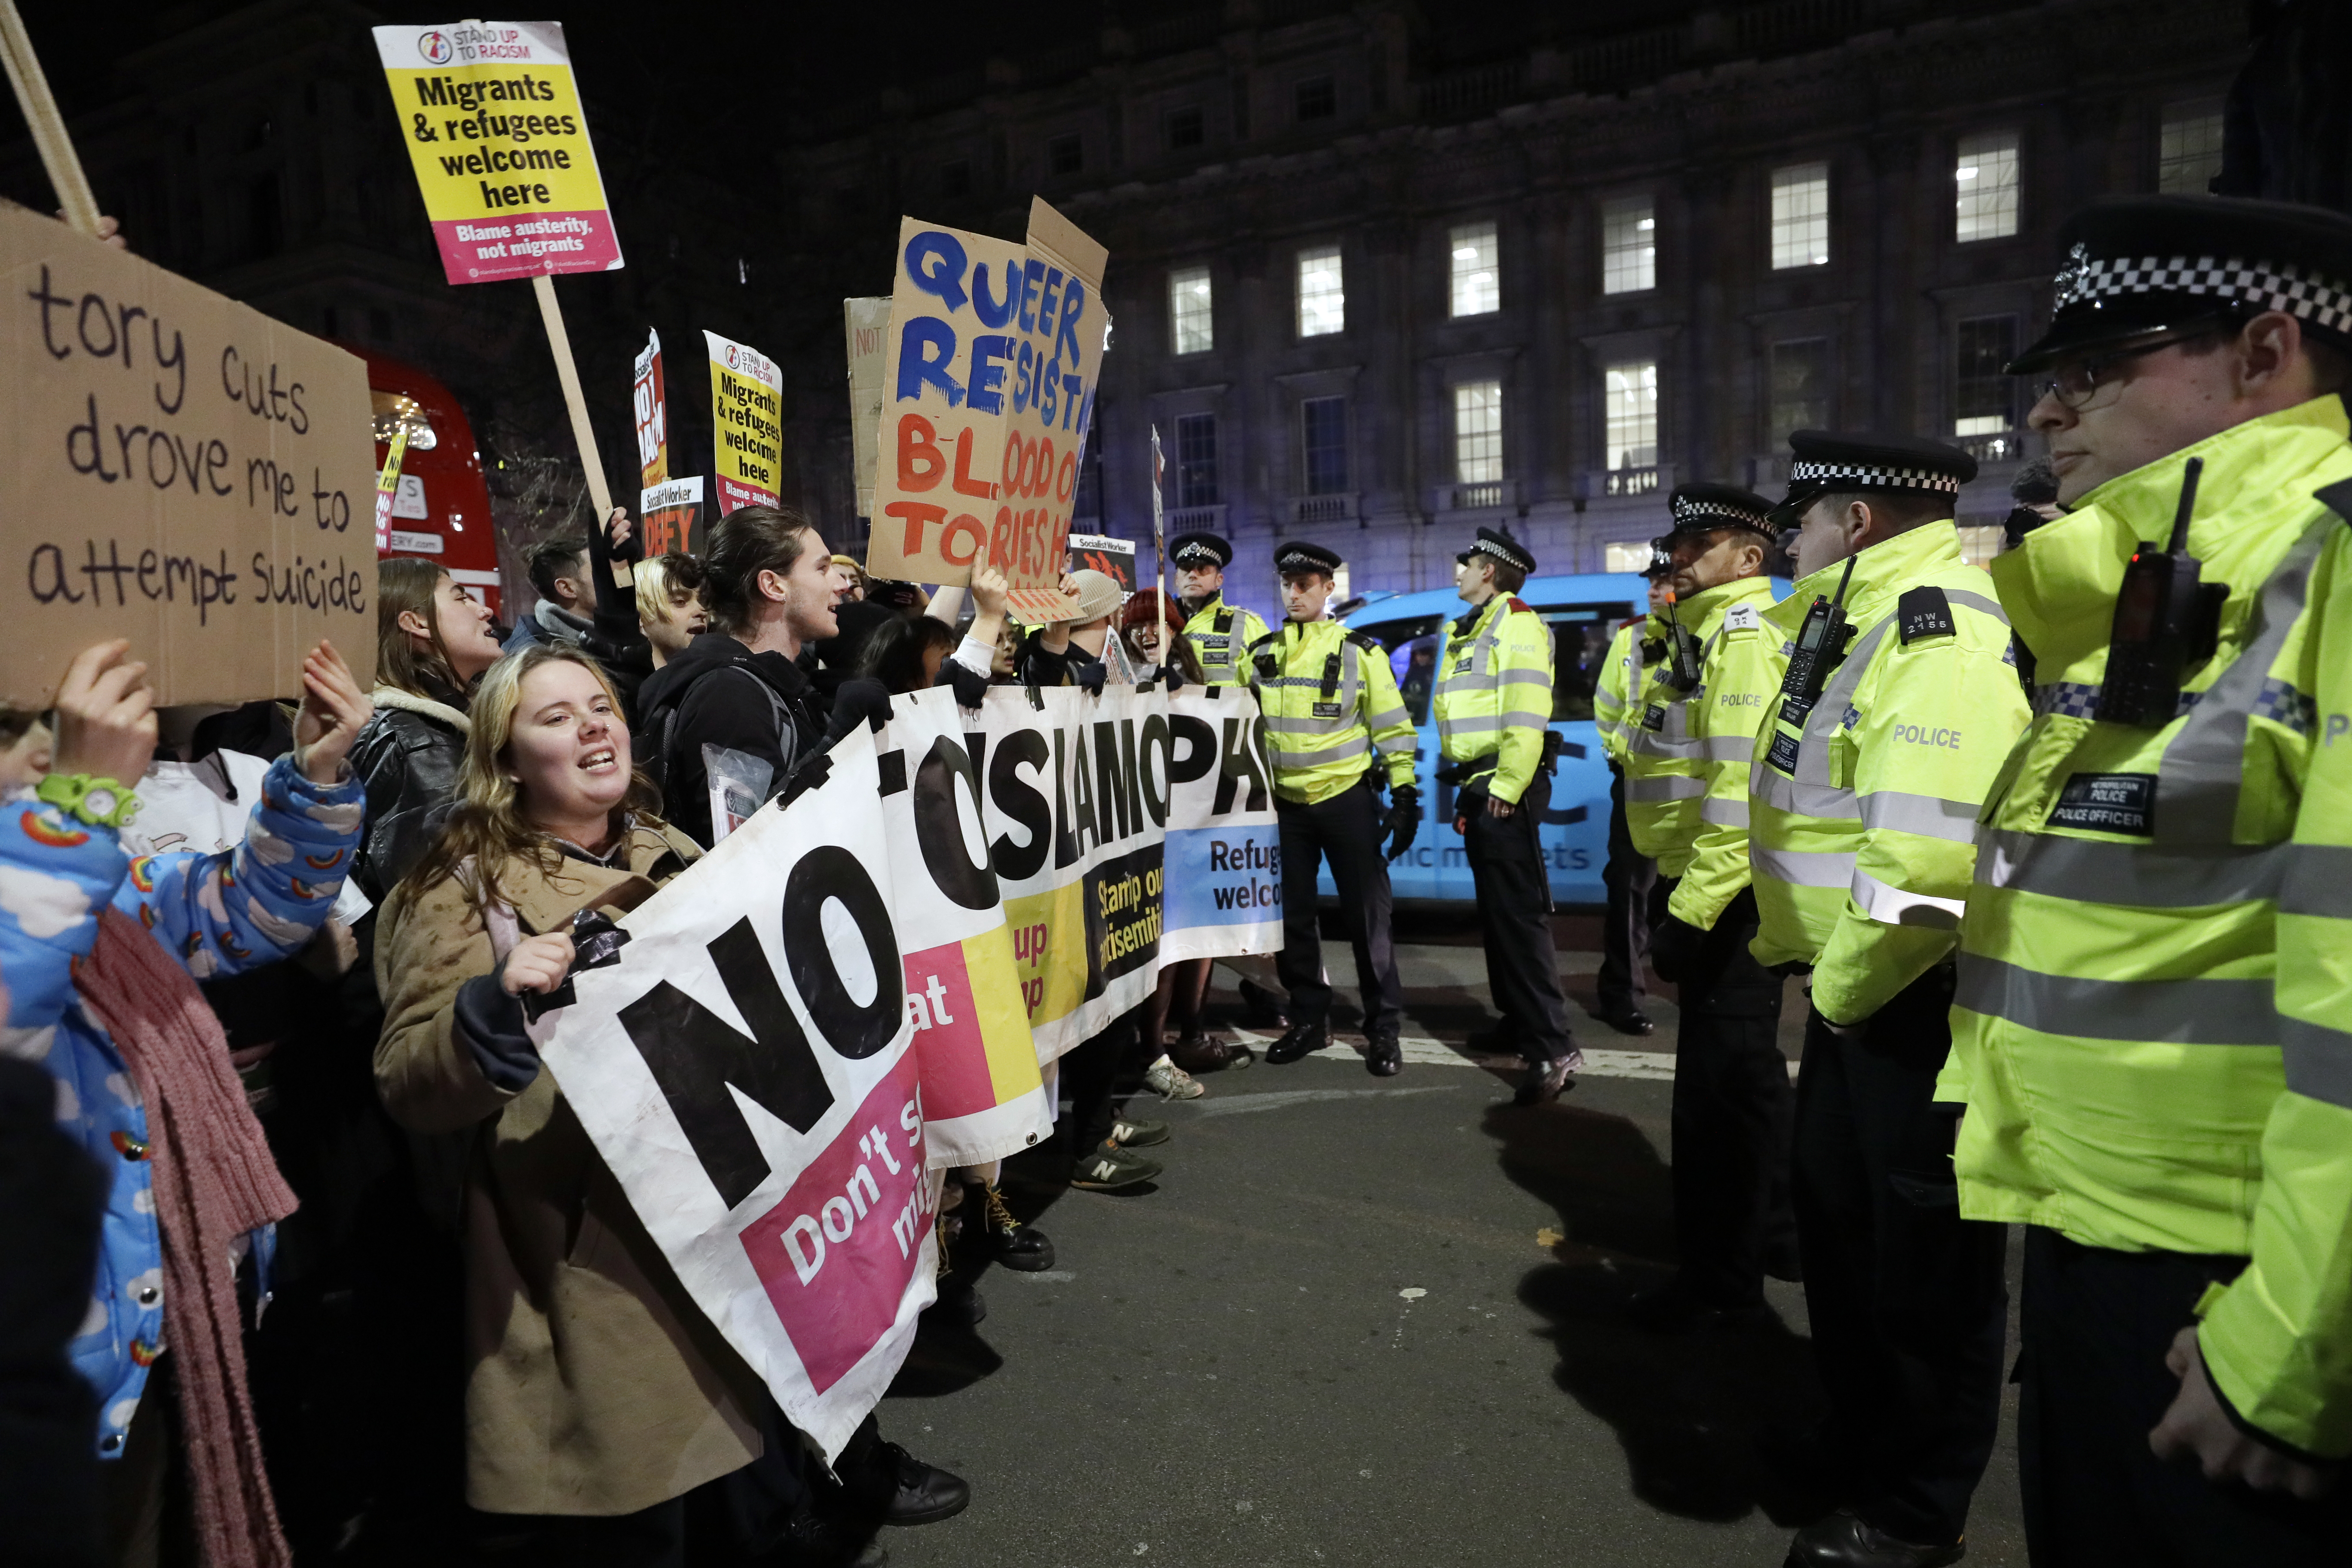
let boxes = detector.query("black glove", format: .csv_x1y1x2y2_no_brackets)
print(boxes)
1649,913,1705,983
1385,786,1421,861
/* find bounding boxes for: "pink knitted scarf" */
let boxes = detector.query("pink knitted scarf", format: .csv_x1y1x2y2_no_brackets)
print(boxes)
77,906,296,1568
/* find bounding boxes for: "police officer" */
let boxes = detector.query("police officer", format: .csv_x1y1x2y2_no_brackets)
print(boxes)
1170,530,1271,686
1436,525,1580,1104
1247,541,1419,1075
1590,548,1672,1037
1746,433,2025,1568
1624,483,1798,1329
1946,195,2352,1559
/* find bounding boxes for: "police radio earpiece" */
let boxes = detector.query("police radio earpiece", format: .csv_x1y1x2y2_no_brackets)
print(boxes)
1778,553,1859,717
2096,456,2229,727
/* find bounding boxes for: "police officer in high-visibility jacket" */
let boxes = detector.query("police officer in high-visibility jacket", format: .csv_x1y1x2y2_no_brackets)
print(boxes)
1747,432,2026,1568
1943,196,2352,1559
1623,483,1799,1330
1592,553,1672,1037
1436,525,1581,1104
1170,530,1271,686
1247,541,1421,1075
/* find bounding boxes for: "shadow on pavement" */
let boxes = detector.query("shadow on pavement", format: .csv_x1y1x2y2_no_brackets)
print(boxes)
1484,1100,1833,1527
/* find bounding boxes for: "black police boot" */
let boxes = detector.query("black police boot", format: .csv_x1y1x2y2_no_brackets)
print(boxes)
1365,1026,1403,1077
876,1442,971,1527
1265,1019,1328,1064
1782,1510,1963,1568
1603,1005,1655,1036
1514,1048,1583,1106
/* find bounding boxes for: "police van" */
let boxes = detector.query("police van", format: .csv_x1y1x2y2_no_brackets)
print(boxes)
1320,572,1649,908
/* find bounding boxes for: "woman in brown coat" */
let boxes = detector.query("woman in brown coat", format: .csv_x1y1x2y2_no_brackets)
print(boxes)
374,644,965,1562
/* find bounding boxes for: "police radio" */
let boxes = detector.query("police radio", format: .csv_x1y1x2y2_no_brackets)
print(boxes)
1778,554,1859,720
1658,591,1705,693
2096,456,2229,727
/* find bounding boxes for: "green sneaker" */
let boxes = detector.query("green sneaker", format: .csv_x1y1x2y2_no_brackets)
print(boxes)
1109,1115,1169,1147
1070,1140,1162,1191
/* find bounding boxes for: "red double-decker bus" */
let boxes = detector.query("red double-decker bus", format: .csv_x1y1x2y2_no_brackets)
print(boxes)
360,347,504,616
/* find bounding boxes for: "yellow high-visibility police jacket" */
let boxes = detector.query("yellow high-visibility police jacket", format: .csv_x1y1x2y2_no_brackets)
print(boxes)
1628,574,1779,904
1434,593,1555,805
1181,594,1271,685
1244,617,1418,806
1594,619,1648,766
1944,395,2352,1460
1746,524,2029,1024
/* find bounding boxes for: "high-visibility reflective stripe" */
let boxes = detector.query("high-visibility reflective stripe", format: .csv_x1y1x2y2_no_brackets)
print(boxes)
1857,790,1982,843
1366,704,1412,730
1373,733,1415,755
1263,713,1363,735
1627,774,1706,803
1701,796,1750,828
2155,515,2331,848
1752,769,1861,819
1628,730,1703,760
1752,844,1855,887
1946,589,2011,625
2282,1015,2352,1109
1499,708,1551,730
1271,735,1371,768
1700,734,1755,762
1441,714,1506,735
2281,846,2352,918
1850,866,1964,928
1954,954,2278,1045
1974,829,2293,909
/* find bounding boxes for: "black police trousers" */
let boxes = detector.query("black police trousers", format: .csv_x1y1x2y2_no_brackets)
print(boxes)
1462,769,1572,1063
1793,966,2006,1545
1597,762,1656,1017
1658,882,1794,1308
1276,777,1402,1034
2017,1229,2352,1565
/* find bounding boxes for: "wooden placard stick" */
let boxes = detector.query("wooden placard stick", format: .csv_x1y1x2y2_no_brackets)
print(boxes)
530,271,628,585
0,0,101,236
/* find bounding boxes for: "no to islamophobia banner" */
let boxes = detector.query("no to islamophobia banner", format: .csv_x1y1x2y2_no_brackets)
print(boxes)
528,683,1276,1456
373,20,623,285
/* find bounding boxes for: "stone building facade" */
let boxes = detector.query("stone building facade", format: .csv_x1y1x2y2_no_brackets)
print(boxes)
790,0,2244,615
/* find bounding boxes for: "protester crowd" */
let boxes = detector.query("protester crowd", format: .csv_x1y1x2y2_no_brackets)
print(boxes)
8,186,2352,1568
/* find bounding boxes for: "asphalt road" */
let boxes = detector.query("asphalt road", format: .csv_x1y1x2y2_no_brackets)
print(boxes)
878,925,2030,1568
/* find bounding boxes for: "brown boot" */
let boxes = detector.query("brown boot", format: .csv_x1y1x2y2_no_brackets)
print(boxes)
1169,1033,1253,1072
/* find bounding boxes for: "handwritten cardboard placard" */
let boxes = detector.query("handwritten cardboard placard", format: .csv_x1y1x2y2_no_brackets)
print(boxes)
0,205,377,708
704,331,781,516
864,200,1110,619
845,297,889,521
373,20,622,286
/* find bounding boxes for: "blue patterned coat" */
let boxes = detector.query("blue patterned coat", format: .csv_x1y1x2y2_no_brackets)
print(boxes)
0,756,363,1457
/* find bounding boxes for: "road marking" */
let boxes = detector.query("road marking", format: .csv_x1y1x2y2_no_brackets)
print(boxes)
1224,1030,1797,1081
1183,1086,1455,1118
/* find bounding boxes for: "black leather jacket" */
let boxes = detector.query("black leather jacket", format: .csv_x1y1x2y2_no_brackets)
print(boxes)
350,686,469,904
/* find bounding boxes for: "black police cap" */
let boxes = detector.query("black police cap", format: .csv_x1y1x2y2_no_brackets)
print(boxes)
2009,194,2352,373
1168,531,1233,569
1274,539,1344,575
1667,482,1776,538
1453,524,1538,576
1770,430,1976,526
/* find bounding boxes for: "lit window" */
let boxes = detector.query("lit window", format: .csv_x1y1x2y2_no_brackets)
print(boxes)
1175,413,1218,508
1602,195,1655,295
1770,162,1831,270
1955,131,2021,242
1454,381,1503,484
1297,245,1345,337
1169,266,1213,355
1302,397,1348,494
2159,105,2225,195
1604,541,1654,574
1449,221,1500,317
1954,316,2020,436
1604,361,1658,470
1769,340,1830,450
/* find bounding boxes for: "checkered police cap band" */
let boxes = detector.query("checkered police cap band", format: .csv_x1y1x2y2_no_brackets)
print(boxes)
2052,243,2352,334
1276,548,1328,571
1473,536,1535,572
1670,495,1770,528
1788,459,1963,495
1172,540,1222,565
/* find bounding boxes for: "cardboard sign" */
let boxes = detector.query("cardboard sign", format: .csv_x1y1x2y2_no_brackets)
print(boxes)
1068,533,1136,591
0,207,377,707
845,297,889,520
704,331,781,515
864,200,1110,617
640,475,703,558
372,21,622,285
632,327,667,489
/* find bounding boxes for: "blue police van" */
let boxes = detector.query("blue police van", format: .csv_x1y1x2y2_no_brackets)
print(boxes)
1309,572,1650,909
